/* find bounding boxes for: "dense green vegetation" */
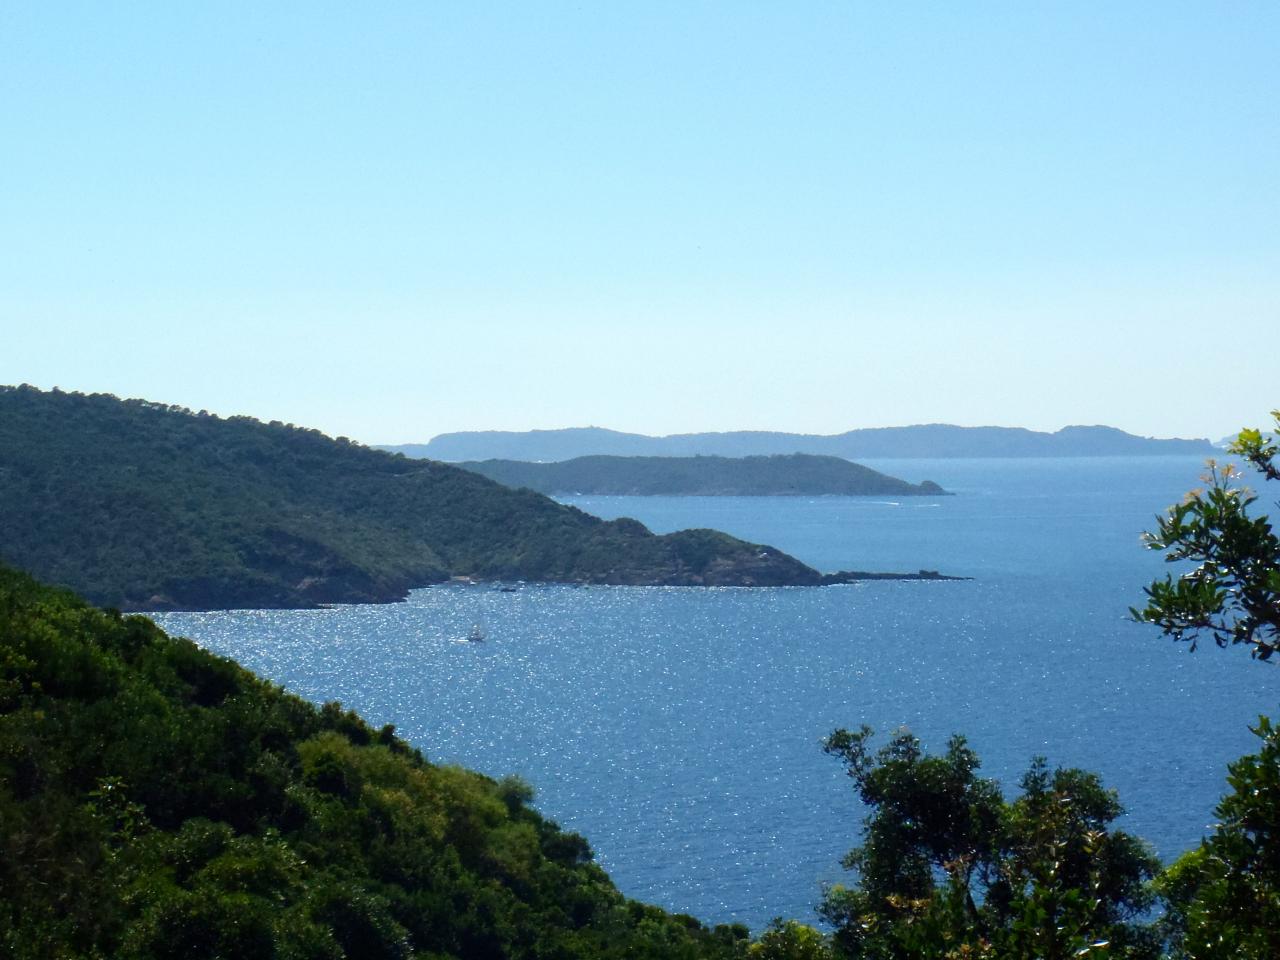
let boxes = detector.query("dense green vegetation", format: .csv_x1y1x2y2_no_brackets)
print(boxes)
4,555,1280,959
798,716,1280,959
818,727,1161,959
0,385,825,610
0,564,753,959
457,455,948,498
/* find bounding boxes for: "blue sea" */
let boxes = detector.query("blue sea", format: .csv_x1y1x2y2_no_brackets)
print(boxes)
153,455,1277,930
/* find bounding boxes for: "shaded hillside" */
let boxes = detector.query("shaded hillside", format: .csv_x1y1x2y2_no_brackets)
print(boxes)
460,454,949,497
0,386,823,610
397,424,1214,462
0,564,752,959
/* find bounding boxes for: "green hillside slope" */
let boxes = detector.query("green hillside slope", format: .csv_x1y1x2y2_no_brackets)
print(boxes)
0,565,751,958
0,386,821,610
460,454,948,496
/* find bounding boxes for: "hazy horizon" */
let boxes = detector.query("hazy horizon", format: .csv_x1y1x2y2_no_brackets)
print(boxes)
3,4,1276,444
395,420,1224,444
0,381,1237,447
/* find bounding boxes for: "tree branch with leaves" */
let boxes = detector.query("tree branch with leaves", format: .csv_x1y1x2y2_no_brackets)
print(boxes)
1132,410,1280,660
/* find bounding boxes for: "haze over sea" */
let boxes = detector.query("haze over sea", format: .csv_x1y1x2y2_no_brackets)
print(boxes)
154,455,1276,930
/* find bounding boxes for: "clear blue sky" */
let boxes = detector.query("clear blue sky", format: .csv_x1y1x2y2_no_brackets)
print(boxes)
3,2,1276,443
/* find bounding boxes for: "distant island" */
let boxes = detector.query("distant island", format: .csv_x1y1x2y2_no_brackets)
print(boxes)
820,569,968,583
388,423,1215,462
0,386,964,610
458,454,950,497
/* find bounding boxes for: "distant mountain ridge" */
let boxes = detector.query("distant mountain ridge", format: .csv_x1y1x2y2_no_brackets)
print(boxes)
459,454,949,497
388,424,1214,462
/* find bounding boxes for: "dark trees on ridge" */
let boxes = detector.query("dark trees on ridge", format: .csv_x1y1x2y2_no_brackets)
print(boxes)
818,728,1159,959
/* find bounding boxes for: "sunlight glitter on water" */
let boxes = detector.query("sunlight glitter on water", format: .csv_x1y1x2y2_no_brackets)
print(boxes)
154,456,1275,929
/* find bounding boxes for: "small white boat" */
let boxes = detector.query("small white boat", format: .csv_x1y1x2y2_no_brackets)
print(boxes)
466,623,486,643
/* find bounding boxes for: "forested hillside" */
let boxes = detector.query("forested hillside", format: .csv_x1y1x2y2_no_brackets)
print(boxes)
0,386,821,610
460,454,948,497
0,564,752,959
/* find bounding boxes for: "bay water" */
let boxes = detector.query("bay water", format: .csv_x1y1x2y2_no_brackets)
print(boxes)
153,455,1277,929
